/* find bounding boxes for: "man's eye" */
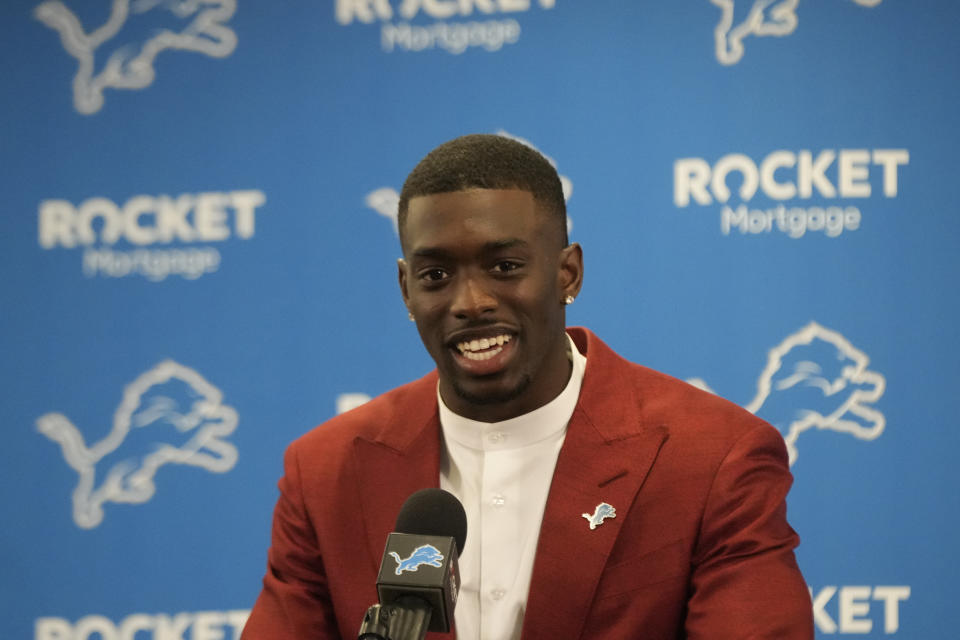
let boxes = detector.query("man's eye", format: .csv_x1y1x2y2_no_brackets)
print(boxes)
419,268,449,282
493,261,522,273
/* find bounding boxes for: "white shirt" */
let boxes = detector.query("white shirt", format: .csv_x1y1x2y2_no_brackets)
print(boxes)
438,335,587,640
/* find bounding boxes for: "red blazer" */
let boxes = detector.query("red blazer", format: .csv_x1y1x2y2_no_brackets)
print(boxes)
243,328,813,639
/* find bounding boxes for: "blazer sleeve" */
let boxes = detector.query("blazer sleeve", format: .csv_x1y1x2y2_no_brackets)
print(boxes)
685,423,814,639
242,442,343,640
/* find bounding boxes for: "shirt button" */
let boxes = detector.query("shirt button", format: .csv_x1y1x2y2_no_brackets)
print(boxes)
491,493,506,507
488,432,505,444
491,589,506,601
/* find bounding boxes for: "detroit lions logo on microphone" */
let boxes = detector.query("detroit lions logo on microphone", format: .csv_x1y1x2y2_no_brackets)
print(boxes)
389,544,445,575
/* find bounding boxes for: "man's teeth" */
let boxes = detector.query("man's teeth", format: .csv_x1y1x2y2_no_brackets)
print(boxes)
457,334,511,359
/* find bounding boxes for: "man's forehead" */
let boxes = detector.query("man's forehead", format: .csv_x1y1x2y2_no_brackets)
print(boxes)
403,189,541,244
407,187,535,208
405,188,543,228
399,187,565,258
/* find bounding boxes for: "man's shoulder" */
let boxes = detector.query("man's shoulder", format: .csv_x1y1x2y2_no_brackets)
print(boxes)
631,361,767,435
574,327,771,441
290,370,439,455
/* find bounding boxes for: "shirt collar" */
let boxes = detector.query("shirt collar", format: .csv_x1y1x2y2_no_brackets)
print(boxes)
438,333,587,451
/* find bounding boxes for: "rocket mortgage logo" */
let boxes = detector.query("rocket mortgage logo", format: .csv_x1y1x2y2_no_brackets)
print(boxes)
673,148,908,238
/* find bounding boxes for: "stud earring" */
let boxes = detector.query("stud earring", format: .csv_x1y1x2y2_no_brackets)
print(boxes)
564,295,575,305
408,311,415,321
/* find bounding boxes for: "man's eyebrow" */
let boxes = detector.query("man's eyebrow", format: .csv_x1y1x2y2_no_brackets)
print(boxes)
410,238,530,258
410,247,453,260
410,238,530,260
484,238,529,251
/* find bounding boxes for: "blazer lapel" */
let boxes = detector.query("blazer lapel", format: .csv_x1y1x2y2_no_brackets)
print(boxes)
522,329,669,639
351,377,443,574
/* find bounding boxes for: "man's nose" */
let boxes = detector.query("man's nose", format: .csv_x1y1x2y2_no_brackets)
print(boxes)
451,275,497,319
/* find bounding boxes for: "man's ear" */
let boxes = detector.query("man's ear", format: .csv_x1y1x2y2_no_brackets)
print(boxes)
398,258,410,307
558,242,584,301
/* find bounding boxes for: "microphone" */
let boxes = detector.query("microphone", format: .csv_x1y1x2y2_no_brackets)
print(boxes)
358,488,467,640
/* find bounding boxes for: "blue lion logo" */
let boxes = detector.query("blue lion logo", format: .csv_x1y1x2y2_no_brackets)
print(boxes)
389,544,444,575
582,502,616,530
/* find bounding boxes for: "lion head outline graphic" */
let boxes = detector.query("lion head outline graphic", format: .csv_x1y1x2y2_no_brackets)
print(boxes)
688,321,885,466
37,360,238,528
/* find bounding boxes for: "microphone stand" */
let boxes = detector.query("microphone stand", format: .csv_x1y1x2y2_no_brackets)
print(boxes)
357,598,432,640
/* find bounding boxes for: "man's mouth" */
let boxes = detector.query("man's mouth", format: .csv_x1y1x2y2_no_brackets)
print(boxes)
455,334,512,361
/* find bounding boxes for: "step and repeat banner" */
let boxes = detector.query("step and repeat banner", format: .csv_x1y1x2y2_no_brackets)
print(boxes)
1,1,957,638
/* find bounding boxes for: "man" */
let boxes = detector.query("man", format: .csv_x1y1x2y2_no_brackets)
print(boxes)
242,134,813,639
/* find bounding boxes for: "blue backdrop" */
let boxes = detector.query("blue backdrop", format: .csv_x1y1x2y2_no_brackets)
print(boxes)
2,1,957,638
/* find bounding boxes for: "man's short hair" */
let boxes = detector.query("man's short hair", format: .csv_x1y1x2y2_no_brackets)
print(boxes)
398,134,567,245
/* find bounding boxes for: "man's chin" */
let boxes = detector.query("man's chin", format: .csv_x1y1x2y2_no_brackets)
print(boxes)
451,374,531,407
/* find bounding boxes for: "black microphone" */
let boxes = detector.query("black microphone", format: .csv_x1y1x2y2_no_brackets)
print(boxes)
358,488,467,640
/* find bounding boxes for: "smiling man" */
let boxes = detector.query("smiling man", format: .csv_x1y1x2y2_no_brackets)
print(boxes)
243,135,813,639
399,186,580,422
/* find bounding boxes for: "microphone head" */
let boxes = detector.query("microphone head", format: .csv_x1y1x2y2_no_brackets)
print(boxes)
394,488,467,556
